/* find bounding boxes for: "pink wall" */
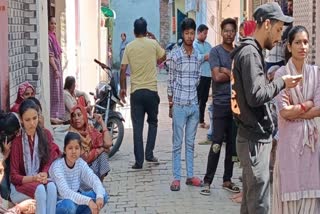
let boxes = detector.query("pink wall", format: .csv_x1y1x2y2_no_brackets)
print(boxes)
0,0,9,110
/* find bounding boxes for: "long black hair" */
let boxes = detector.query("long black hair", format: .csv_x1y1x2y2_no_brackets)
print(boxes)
19,99,50,166
64,76,76,90
63,132,82,157
285,25,309,62
0,111,20,153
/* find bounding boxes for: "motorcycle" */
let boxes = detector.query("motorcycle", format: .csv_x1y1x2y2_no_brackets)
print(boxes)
90,59,125,158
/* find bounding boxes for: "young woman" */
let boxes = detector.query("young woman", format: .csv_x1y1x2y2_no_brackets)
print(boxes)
272,26,320,213
0,112,21,200
10,82,35,113
49,132,108,214
69,105,112,185
10,99,61,214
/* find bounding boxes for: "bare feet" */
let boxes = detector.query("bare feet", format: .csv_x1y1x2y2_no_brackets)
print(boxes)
230,192,243,203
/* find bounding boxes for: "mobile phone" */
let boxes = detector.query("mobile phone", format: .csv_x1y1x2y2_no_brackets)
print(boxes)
292,74,303,80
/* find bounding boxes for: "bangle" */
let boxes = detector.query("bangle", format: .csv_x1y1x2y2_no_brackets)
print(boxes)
300,103,306,112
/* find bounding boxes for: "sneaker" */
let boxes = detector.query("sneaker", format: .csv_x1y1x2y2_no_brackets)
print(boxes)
186,177,203,187
146,157,159,163
131,163,142,169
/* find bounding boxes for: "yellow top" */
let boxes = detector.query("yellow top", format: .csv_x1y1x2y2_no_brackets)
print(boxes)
121,37,165,93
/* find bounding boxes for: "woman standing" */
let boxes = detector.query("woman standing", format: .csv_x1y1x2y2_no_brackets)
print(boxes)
48,16,65,120
69,105,112,184
273,26,320,213
50,132,108,214
10,99,60,214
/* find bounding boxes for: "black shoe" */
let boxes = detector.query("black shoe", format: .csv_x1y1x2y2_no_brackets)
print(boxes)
131,163,142,169
146,157,159,163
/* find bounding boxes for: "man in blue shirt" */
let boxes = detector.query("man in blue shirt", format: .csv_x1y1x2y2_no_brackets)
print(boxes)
193,25,212,130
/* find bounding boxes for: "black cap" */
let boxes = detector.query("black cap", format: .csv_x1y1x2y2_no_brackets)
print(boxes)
253,2,294,24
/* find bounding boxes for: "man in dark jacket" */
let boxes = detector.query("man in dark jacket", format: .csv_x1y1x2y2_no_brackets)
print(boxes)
230,2,302,214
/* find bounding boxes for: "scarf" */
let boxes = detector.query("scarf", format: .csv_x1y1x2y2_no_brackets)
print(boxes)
22,130,40,176
286,58,319,153
15,81,35,104
49,31,62,58
69,105,103,153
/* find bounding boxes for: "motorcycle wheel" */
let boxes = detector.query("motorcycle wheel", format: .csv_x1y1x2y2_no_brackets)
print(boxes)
107,117,124,158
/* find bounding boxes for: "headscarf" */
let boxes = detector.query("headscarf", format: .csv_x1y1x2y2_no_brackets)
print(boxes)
10,82,35,113
243,20,256,37
15,82,35,104
286,58,319,153
69,105,103,153
49,31,62,58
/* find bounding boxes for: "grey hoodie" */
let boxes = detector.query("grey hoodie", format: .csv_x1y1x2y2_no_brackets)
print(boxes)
230,38,285,143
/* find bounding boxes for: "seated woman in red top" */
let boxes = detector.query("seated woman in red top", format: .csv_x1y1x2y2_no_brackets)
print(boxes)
10,99,61,214
10,82,35,113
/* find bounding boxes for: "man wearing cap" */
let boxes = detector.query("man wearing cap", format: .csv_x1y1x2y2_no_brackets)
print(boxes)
230,2,301,213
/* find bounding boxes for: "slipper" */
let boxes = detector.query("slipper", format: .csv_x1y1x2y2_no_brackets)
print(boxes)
230,192,242,199
223,181,240,193
199,123,209,129
170,180,180,191
200,184,211,196
186,177,203,187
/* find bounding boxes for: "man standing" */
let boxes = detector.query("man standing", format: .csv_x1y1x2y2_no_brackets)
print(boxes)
193,24,212,129
168,18,202,191
200,18,240,196
230,3,301,213
120,17,166,169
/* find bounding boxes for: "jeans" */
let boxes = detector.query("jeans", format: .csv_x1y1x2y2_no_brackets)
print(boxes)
203,104,234,185
130,89,160,167
172,104,199,180
237,134,272,214
207,104,214,140
197,76,211,123
10,182,57,214
56,191,109,214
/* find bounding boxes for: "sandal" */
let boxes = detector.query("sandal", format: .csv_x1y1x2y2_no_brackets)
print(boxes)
200,183,211,196
186,177,203,187
170,180,180,191
223,181,240,193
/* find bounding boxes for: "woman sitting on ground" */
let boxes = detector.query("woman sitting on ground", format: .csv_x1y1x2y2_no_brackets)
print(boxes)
10,99,61,214
64,76,91,122
1,160,36,214
0,112,21,201
10,82,35,113
69,105,112,184
49,132,108,214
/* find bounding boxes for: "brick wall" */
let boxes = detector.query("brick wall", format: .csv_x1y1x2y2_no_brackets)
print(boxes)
160,0,170,47
8,0,40,106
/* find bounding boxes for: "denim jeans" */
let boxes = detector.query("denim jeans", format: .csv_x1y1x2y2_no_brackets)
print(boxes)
172,104,199,180
130,89,160,167
56,191,109,214
10,182,57,214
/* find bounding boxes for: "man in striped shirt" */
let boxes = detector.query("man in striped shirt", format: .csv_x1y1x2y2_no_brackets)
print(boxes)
167,18,202,191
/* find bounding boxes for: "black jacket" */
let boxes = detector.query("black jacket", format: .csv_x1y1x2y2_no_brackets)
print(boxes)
230,38,285,143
